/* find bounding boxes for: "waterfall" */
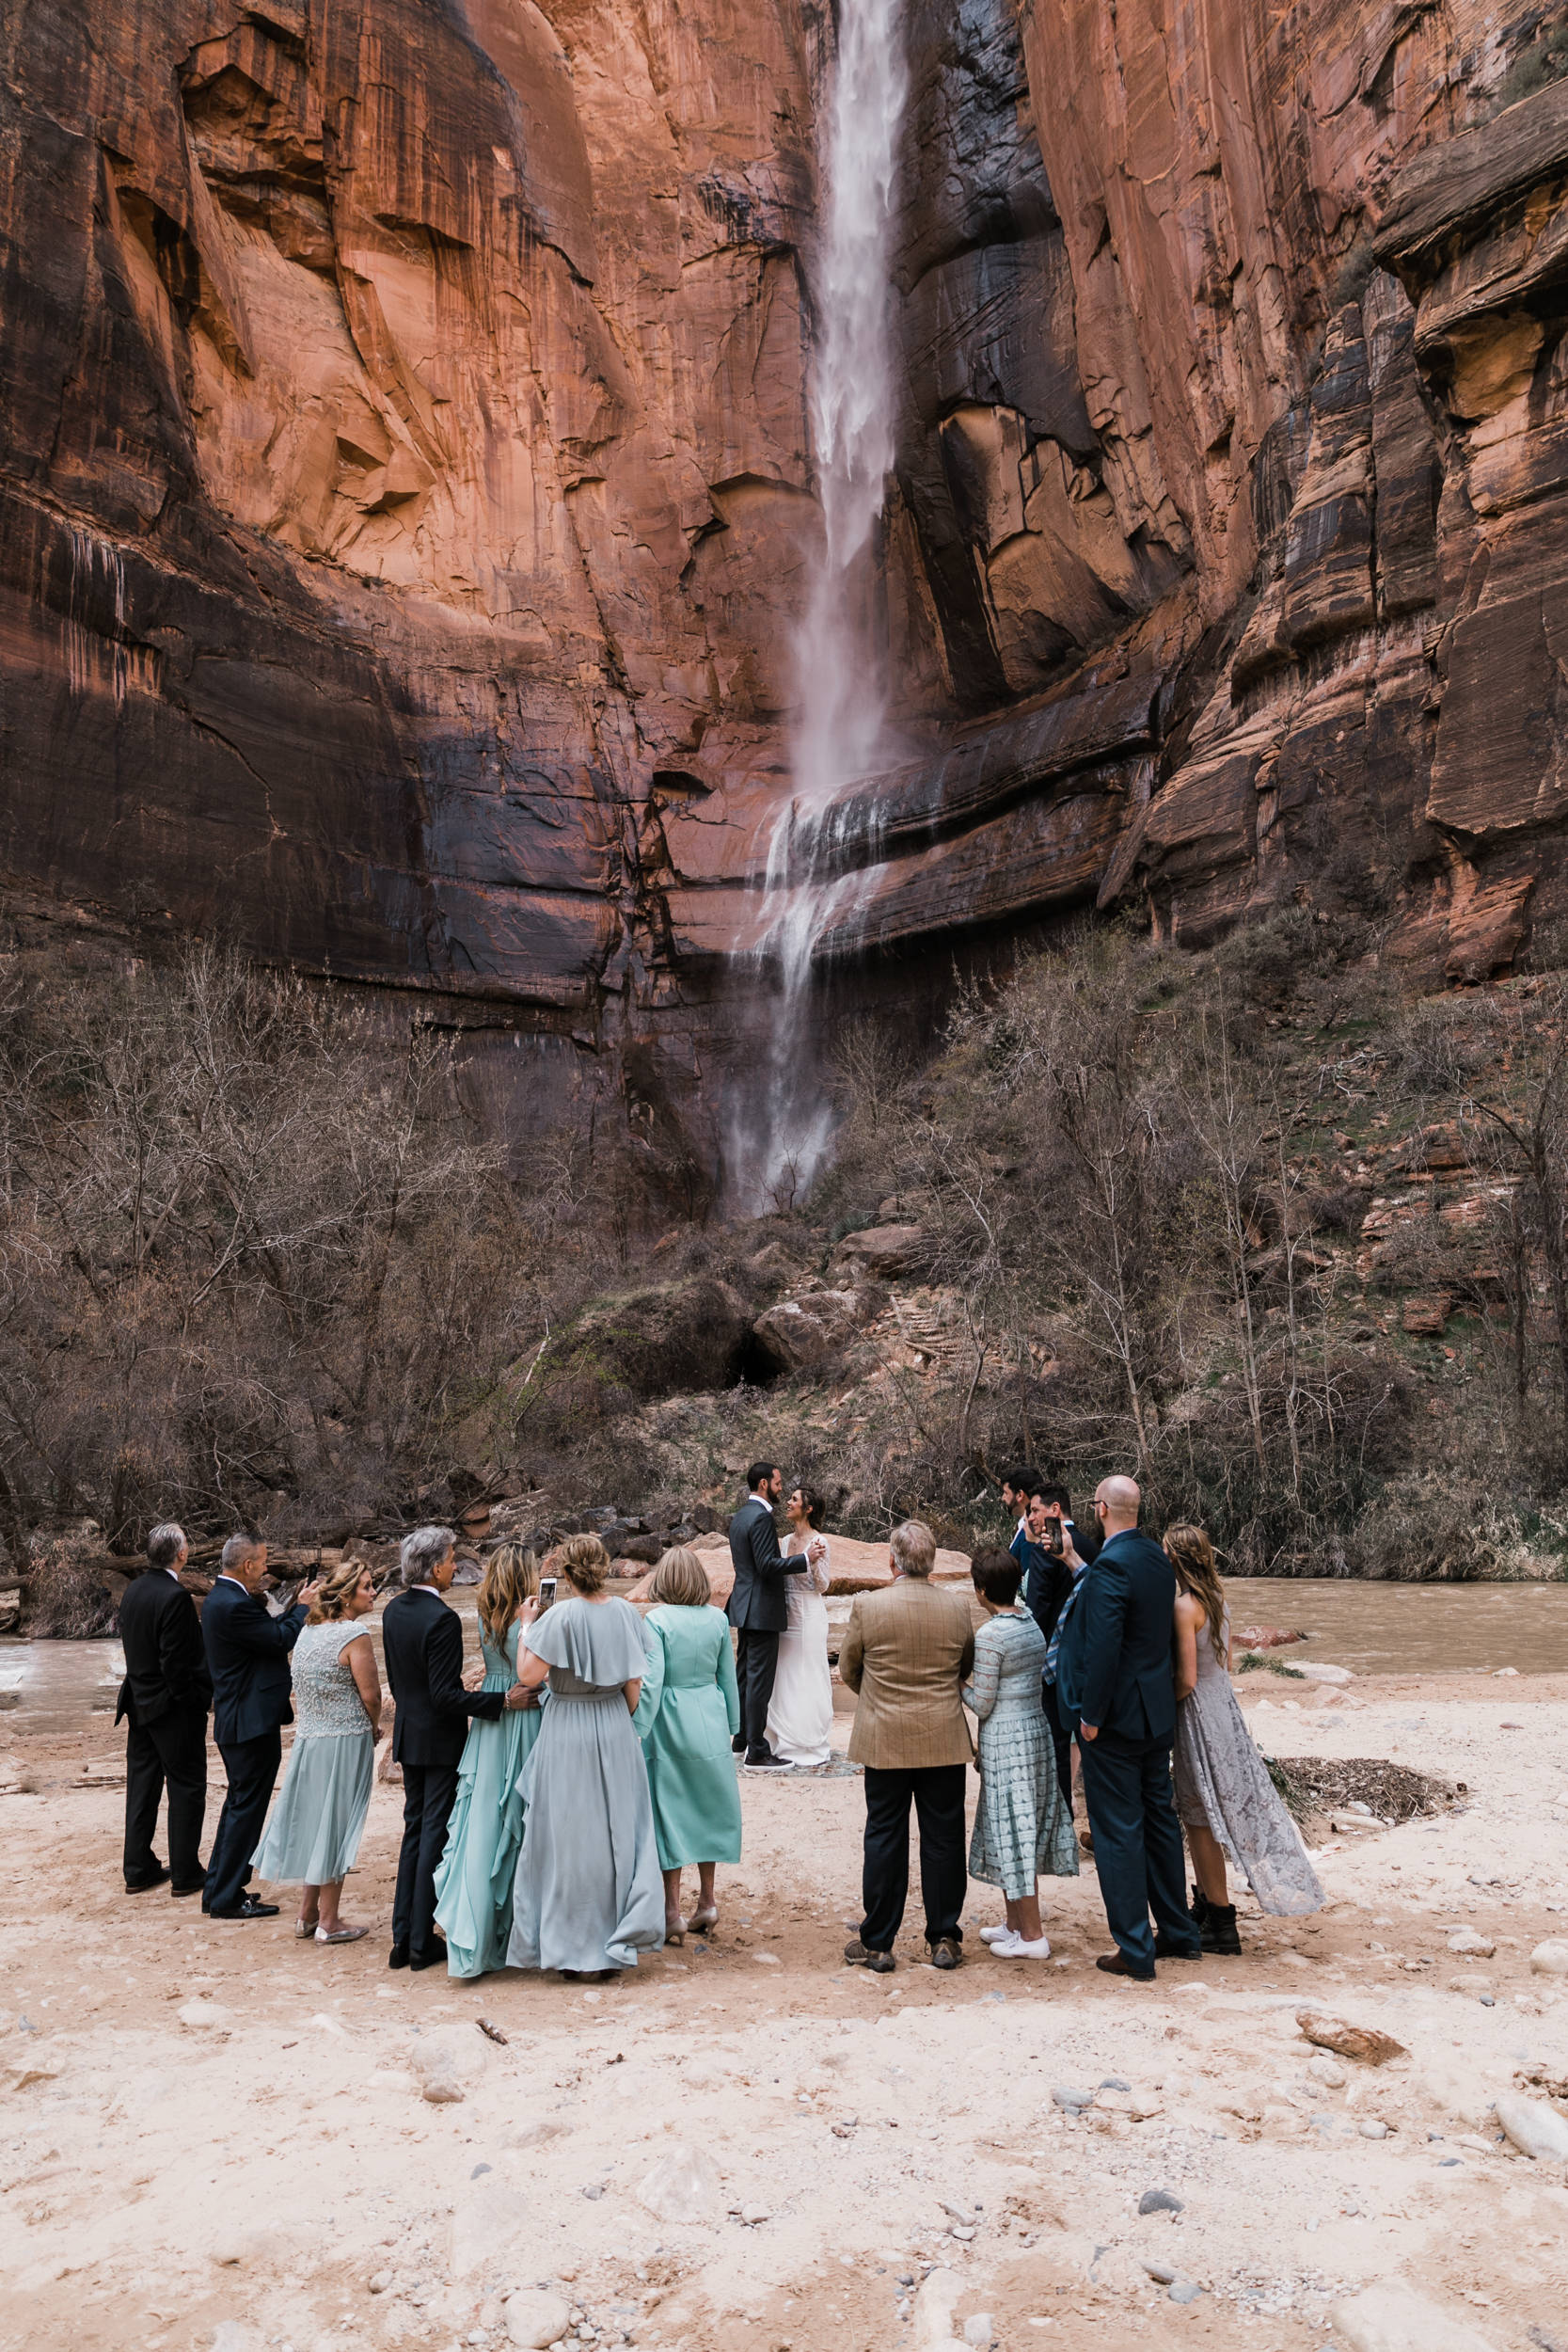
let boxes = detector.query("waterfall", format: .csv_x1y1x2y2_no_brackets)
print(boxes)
733,0,908,1211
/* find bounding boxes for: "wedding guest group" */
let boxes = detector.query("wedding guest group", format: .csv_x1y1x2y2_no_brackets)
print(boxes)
118,1466,1320,1985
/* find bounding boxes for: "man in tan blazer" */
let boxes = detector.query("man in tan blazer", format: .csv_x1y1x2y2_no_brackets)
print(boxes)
838,1519,975,1972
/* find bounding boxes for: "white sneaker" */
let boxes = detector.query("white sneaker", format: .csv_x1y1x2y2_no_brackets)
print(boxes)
979,1924,1013,1944
1003,1934,1052,1960
990,1931,1024,1956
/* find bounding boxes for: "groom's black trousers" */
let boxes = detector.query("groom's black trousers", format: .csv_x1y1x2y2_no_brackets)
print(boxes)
860,1764,967,1952
735,1626,781,1757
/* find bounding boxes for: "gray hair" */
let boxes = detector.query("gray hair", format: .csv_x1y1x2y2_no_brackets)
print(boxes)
890,1518,936,1580
147,1521,186,1572
401,1524,456,1587
221,1533,265,1573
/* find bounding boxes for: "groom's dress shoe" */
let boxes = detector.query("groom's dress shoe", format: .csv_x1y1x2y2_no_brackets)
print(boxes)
1096,1951,1155,1981
388,1943,410,1970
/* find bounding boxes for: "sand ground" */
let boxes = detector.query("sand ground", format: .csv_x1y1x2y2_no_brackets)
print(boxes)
2,1670,1567,2352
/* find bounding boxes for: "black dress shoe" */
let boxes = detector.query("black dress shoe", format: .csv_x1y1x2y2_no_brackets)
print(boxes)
743,1752,792,1771
731,1734,746,1754
409,1938,449,1973
208,1895,280,1920
1153,1935,1203,1961
1096,1951,1155,1981
171,1875,207,1899
125,1865,169,1894
388,1943,410,1970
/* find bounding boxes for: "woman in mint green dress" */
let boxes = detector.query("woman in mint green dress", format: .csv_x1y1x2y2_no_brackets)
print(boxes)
433,1546,545,1978
634,1548,742,1943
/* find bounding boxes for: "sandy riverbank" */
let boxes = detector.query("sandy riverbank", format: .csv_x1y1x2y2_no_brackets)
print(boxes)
1,1673,1566,2352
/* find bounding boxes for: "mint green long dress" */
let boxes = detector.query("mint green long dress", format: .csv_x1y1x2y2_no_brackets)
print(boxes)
634,1604,742,1869
432,1619,543,1978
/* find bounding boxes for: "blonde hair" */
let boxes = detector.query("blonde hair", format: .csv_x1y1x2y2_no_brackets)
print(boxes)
478,1542,539,1645
647,1547,713,1608
555,1533,610,1595
1164,1522,1227,1663
309,1555,374,1624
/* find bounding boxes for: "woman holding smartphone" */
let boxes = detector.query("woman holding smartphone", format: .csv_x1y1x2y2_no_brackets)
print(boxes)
432,1543,546,1977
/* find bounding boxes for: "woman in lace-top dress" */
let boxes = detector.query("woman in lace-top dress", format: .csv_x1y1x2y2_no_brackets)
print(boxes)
965,1548,1077,1960
1166,1522,1323,1954
252,1558,381,1945
765,1485,833,1767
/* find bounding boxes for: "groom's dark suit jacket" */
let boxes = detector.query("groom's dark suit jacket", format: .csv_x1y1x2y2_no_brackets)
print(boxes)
383,1586,506,1771
725,1495,810,1634
1054,1528,1178,1742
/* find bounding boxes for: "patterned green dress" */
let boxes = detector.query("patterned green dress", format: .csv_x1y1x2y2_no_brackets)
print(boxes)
964,1607,1078,1899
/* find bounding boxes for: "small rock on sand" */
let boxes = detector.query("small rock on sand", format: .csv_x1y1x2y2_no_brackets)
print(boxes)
1334,2282,1499,2352
1494,2094,1568,2163
1307,2056,1347,2089
1144,2261,1177,2285
410,2034,470,2105
1052,2085,1094,2111
504,2287,572,2348
961,2316,993,2345
1447,1930,1496,1958
1297,2011,1406,2067
1529,1939,1568,1978
1169,2280,1201,2304
638,2143,720,2226
911,2268,963,2348
1137,2188,1183,2216
1293,1661,1354,1685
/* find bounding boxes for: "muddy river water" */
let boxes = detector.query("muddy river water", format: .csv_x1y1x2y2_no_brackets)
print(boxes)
5,1576,1568,1738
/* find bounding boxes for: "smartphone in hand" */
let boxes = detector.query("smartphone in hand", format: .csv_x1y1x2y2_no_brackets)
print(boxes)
538,1577,558,1607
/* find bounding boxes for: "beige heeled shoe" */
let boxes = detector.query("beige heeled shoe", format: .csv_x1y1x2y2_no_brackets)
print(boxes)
664,1915,688,1947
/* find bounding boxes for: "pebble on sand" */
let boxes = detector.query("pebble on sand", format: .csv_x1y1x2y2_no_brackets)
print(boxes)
1297,2011,1407,2067
1529,1939,1568,1978
1137,2188,1184,2216
1493,2093,1568,2164
503,2287,572,2349
1447,1929,1496,1959
637,2143,720,2226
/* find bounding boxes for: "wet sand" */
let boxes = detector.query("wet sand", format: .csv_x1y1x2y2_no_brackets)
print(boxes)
1,1656,1565,2352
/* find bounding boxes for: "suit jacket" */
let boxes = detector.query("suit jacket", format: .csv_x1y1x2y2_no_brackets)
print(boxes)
837,1578,975,1770
724,1495,810,1634
1054,1527,1177,1744
116,1570,213,1727
201,1576,309,1747
382,1586,506,1770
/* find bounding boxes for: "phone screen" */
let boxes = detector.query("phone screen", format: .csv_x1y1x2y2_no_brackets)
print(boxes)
538,1577,557,1606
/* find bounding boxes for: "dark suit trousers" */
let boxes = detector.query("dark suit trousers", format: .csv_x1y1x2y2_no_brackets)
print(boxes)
735,1627,781,1758
204,1728,282,1914
1078,1730,1198,1974
393,1762,459,1957
860,1764,967,1953
123,1710,208,1888
1041,1677,1074,1809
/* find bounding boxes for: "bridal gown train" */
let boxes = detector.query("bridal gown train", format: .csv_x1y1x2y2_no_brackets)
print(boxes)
766,1534,833,1766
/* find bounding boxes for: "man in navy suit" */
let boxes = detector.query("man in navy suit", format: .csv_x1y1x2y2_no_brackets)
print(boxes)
725,1463,823,1770
201,1535,314,1919
1055,1476,1200,1979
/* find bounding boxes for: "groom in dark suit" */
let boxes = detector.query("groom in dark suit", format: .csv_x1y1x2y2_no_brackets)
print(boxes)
726,1462,821,1770
117,1522,212,1896
1055,1476,1201,1979
201,1534,315,1920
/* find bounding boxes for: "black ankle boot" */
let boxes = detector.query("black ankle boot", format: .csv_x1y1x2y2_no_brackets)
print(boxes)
1200,1903,1241,1955
1190,1883,1210,1926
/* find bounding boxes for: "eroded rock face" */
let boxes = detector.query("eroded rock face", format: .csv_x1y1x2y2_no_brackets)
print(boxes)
7,1,1568,1168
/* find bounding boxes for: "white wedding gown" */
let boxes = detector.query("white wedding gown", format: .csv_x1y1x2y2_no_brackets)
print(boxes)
766,1535,833,1766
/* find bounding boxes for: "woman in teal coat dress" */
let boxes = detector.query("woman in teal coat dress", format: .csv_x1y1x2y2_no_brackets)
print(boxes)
634,1548,742,1943
433,1545,546,1977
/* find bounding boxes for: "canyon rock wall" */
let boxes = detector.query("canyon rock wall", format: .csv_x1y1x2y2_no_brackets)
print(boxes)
5,0,1568,1176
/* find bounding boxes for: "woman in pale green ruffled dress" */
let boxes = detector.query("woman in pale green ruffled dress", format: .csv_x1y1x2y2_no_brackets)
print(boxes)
252,1559,381,1944
434,1545,546,1978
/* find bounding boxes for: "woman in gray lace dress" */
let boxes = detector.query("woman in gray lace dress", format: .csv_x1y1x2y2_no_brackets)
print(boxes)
252,1559,381,1945
1166,1523,1323,1951
964,1549,1077,1960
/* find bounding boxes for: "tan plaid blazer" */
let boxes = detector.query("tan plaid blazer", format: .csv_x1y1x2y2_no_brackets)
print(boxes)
838,1578,976,1770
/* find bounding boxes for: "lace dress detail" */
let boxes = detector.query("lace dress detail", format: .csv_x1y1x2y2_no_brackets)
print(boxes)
1173,1609,1323,1916
289,1621,372,1737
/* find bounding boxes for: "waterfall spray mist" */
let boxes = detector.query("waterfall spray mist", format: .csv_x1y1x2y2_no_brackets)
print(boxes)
734,0,908,1211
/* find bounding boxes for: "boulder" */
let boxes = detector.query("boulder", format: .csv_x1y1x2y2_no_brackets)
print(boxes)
1233,1625,1307,1649
750,1285,880,1373
831,1225,933,1280
1529,1939,1568,1977
504,2289,573,2349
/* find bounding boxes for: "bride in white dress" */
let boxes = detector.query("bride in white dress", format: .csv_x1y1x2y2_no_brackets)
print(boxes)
766,1486,834,1767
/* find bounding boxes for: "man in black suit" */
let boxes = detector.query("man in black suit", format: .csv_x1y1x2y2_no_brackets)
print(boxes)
382,1524,531,1970
725,1462,822,1771
116,1522,212,1897
1055,1476,1201,1980
201,1534,315,1920
1016,1480,1099,1803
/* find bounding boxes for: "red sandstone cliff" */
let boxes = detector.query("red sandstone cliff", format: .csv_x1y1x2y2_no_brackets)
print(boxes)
3,0,1567,1158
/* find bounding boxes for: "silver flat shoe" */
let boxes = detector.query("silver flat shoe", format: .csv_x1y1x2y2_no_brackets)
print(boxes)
314,1924,369,1945
294,1918,319,1939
